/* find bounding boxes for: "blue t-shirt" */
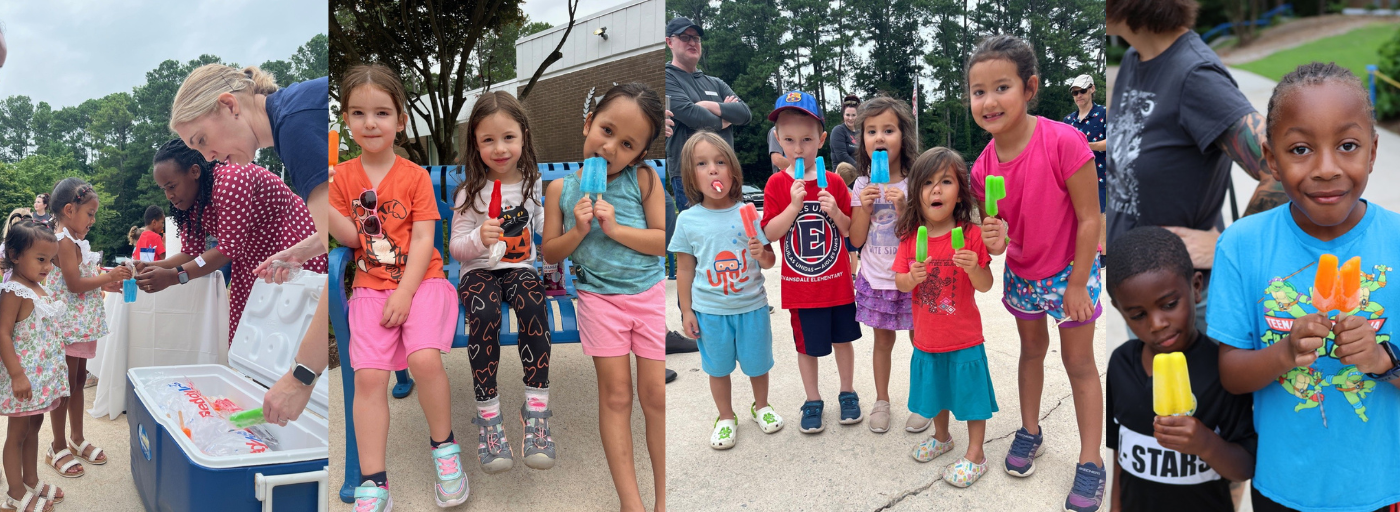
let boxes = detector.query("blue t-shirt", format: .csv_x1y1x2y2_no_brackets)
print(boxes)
668,202,768,315
1207,201,1400,511
266,76,330,200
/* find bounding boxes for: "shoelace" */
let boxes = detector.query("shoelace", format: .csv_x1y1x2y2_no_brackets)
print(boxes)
1009,431,1037,457
801,403,821,417
525,417,551,449
483,426,505,455
839,395,858,410
1070,466,1102,498
356,495,381,512
436,453,459,477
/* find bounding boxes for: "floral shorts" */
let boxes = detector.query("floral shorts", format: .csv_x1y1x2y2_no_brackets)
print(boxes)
1001,257,1102,329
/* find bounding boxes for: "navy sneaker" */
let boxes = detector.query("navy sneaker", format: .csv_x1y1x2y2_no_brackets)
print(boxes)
837,391,862,424
799,400,825,433
1004,426,1045,477
1064,462,1106,512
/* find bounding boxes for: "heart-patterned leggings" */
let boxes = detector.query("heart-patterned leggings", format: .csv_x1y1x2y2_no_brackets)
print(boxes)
459,267,552,401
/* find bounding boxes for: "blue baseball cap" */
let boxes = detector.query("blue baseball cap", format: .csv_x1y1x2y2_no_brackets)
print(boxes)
768,91,824,127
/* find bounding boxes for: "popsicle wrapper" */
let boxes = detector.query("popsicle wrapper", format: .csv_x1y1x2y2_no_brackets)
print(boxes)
816,156,828,188
794,157,805,180
581,157,609,195
871,151,890,184
916,226,928,262
740,203,760,239
488,179,503,218
951,227,965,250
985,176,1006,217
1152,352,1196,417
1313,254,1362,314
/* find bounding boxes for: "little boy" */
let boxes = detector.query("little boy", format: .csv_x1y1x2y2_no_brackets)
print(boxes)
132,205,166,261
761,90,861,433
1104,227,1255,512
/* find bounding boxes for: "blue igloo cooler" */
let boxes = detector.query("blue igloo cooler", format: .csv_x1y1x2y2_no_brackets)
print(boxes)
126,272,330,512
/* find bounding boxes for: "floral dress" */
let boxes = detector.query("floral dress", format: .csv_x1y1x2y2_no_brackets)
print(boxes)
45,227,109,359
0,281,69,416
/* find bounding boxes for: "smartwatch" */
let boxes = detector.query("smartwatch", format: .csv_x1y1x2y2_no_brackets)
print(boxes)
1365,341,1400,382
177,266,190,285
292,364,319,386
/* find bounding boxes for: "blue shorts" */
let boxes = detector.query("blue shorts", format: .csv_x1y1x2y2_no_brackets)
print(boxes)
696,308,774,377
1002,257,1103,329
908,344,998,421
790,302,861,357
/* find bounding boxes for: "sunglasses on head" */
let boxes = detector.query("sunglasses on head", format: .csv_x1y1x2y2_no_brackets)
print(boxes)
1071,88,1091,97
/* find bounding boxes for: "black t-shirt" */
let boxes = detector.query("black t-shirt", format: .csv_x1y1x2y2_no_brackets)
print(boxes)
1105,32,1255,246
1106,334,1257,512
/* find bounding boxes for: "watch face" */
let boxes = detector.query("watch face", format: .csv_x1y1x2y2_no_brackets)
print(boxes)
293,365,316,385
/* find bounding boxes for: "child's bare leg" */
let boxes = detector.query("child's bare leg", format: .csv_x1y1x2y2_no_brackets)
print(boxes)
872,329,896,402
405,349,452,442
797,354,820,401
593,355,643,512
67,357,100,461
1059,322,1103,465
750,373,770,410
966,419,987,463
22,416,45,494
1015,318,1051,435
931,410,952,443
352,369,391,476
6,417,28,500
710,375,734,420
833,343,855,393
637,357,665,512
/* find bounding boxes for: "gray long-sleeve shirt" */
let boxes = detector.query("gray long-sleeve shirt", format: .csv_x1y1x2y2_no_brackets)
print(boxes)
665,62,751,180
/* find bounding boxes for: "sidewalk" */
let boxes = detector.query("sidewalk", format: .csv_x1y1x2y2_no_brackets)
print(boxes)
666,257,1108,510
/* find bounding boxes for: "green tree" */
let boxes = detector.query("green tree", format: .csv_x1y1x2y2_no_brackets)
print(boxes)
0,95,34,162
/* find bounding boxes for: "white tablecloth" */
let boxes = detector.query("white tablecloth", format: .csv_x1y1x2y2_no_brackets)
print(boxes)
90,272,230,420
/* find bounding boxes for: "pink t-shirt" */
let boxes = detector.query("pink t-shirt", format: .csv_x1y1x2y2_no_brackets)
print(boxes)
971,116,1094,280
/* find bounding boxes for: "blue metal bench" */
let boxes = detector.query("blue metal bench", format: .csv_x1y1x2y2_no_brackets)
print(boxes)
330,160,662,502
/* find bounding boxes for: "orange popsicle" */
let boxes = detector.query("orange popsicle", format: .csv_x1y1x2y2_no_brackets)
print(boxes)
329,131,339,167
1313,254,1362,314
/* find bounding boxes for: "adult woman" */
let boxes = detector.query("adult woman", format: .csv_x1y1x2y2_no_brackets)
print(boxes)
31,194,52,229
828,94,861,168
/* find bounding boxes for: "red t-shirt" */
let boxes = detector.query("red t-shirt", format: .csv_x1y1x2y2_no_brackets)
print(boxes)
892,223,992,353
761,169,854,309
132,230,165,261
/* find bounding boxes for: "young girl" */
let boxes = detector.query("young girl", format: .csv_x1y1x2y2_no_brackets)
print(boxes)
130,205,166,261
848,96,920,434
541,83,665,512
966,36,1104,509
447,91,554,473
329,64,464,510
669,131,780,450
892,148,996,488
44,178,129,480
0,222,66,511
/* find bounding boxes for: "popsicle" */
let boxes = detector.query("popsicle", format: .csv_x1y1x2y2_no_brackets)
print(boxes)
178,411,191,439
328,130,339,183
581,157,608,199
740,203,760,239
1152,351,1195,417
985,175,1006,217
794,157,805,180
951,227,965,250
816,156,828,188
871,151,890,184
488,179,503,218
123,278,137,303
230,408,267,429
916,226,929,262
1313,254,1363,314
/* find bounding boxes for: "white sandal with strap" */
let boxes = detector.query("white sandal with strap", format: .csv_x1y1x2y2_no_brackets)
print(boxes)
44,447,83,478
1,490,53,512
24,482,61,505
68,437,106,465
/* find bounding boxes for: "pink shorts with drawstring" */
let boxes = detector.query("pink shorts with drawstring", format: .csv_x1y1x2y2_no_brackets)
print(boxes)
347,278,458,371
575,282,666,361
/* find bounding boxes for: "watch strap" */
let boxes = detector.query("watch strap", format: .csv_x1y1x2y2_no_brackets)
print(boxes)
1365,342,1400,382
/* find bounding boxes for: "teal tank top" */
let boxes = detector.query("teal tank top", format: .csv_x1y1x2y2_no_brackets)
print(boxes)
559,165,663,295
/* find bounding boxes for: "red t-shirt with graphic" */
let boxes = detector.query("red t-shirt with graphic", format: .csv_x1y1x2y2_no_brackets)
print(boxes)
892,223,992,353
761,169,854,309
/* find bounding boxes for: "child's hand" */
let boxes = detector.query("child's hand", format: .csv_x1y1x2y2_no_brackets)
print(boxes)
1332,314,1389,374
1153,415,1215,456
479,218,503,247
981,216,1006,253
10,374,30,401
572,196,594,236
110,265,133,282
858,185,881,211
817,190,838,217
681,310,701,339
884,186,904,207
909,258,932,284
951,248,979,273
594,198,617,236
1063,285,1094,323
788,179,807,210
101,280,123,293
747,236,765,260
381,289,412,328
1284,312,1330,367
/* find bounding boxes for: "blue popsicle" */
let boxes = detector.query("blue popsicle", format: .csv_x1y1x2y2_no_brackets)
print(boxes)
123,278,137,303
794,157,805,180
816,156,828,188
871,150,890,184
581,157,608,198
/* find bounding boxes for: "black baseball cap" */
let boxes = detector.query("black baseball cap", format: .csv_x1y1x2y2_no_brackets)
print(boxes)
666,17,703,38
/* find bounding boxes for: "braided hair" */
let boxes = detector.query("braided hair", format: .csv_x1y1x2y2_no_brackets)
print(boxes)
154,138,216,234
1265,62,1374,144
50,177,97,223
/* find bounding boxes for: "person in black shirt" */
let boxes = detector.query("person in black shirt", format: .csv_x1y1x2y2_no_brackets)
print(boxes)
1104,227,1255,512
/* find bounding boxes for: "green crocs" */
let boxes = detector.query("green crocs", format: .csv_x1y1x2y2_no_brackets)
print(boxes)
710,417,737,449
751,403,784,434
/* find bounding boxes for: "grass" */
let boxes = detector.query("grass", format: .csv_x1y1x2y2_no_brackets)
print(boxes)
1237,23,1398,81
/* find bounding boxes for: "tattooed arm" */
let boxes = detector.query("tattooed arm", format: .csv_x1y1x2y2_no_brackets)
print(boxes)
1216,111,1289,216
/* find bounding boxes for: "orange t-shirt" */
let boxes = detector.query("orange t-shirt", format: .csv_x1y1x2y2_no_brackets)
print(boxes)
330,155,444,290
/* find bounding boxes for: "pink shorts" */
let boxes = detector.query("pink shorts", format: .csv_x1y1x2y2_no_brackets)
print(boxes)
65,340,96,359
347,278,458,372
575,282,665,361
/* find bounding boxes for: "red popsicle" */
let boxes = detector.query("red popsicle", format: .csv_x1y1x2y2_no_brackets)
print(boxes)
740,203,759,239
488,179,502,218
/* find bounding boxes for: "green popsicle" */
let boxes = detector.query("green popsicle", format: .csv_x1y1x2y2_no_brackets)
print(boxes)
952,227,964,250
916,226,928,261
986,176,1006,217
230,408,266,429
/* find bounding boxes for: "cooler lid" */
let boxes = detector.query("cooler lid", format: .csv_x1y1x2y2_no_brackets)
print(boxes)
227,271,329,419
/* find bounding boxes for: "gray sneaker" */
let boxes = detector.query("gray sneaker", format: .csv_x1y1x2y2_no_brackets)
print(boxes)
472,413,514,474
520,403,556,470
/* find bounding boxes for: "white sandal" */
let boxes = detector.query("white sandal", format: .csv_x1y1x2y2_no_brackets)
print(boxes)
68,437,106,465
44,447,83,478
23,483,60,505
1,490,53,512
710,417,737,450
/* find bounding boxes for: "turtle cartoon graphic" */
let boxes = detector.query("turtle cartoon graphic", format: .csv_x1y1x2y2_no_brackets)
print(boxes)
1264,277,1311,318
1279,366,1329,415
1329,366,1376,422
1357,265,1390,319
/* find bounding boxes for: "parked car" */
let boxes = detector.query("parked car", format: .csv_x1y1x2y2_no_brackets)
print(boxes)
742,185,763,210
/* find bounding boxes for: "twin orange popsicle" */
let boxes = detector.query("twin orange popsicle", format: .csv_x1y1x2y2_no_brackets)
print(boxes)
1313,254,1362,315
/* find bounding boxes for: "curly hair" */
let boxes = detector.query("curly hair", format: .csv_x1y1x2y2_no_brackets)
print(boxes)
154,138,216,234
455,91,541,215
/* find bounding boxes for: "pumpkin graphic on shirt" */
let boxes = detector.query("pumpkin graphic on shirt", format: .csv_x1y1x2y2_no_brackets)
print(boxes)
498,205,533,263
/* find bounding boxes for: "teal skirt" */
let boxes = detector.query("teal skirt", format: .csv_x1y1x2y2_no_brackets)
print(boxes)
907,344,998,421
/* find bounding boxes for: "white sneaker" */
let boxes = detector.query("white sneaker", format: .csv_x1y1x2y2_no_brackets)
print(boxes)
751,403,784,434
710,417,737,450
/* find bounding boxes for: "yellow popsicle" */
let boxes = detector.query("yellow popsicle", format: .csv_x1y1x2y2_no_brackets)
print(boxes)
1152,352,1195,417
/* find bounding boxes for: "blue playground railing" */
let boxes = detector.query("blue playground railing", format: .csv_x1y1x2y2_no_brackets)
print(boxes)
1201,4,1293,44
